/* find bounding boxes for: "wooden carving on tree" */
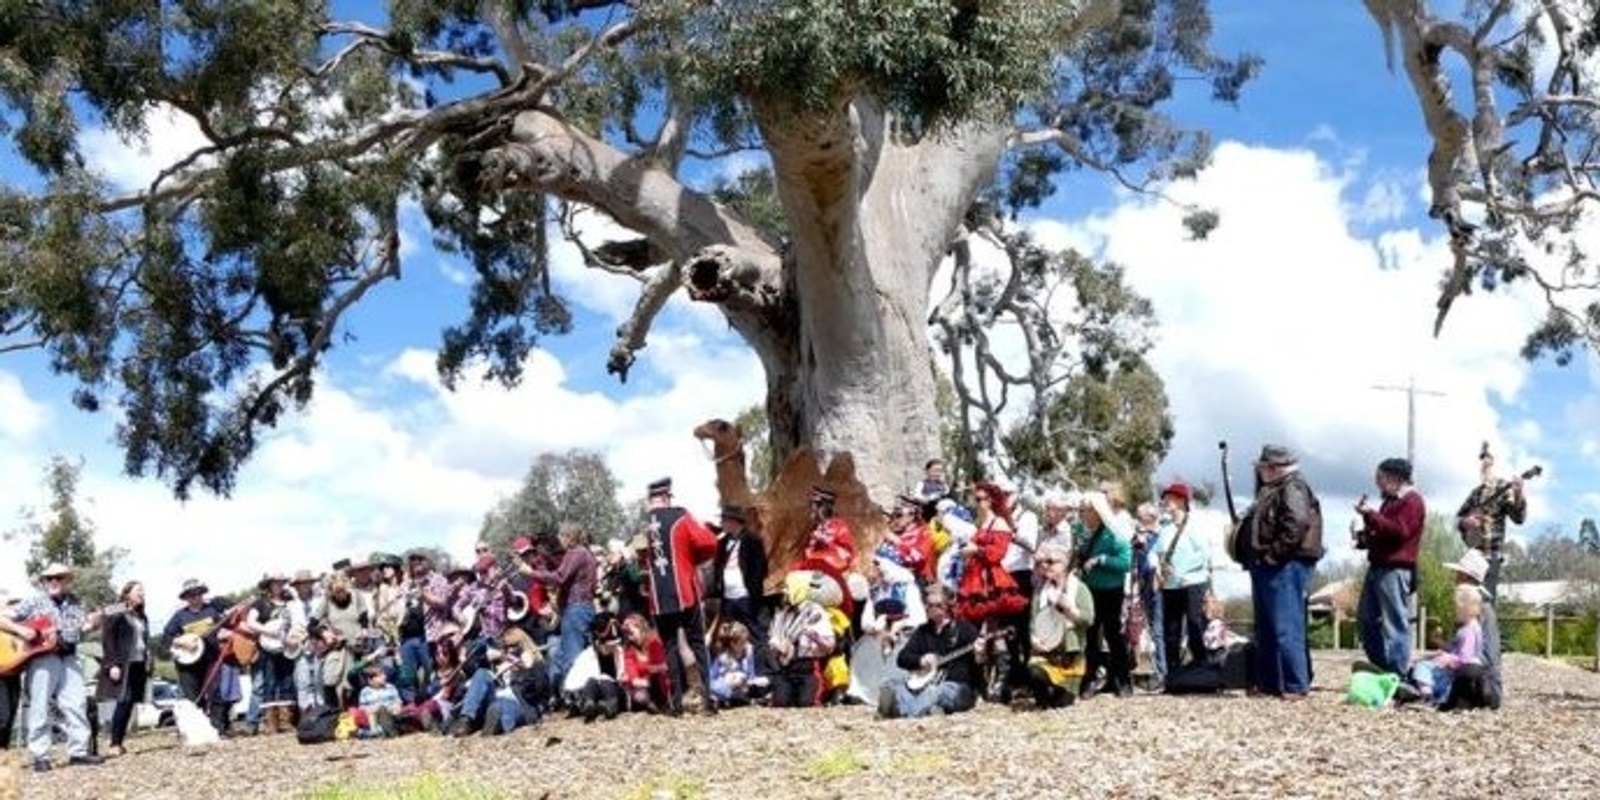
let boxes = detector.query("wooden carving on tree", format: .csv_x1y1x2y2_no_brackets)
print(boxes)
694,417,885,588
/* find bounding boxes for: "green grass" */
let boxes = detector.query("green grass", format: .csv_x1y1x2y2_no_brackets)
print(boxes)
797,748,869,780
303,772,508,800
625,774,707,800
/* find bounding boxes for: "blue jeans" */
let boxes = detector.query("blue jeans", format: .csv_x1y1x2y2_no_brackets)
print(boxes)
1360,566,1413,675
458,669,535,733
247,654,296,727
23,654,91,761
548,602,596,687
1249,560,1312,695
1141,581,1166,681
887,676,976,718
398,638,432,702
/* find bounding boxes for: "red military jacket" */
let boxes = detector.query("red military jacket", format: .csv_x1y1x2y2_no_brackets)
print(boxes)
642,506,719,616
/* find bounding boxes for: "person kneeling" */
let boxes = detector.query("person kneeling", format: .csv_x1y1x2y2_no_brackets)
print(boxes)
1022,543,1093,709
877,586,980,719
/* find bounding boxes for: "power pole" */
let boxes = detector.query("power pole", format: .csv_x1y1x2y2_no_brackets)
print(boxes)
1371,376,1446,471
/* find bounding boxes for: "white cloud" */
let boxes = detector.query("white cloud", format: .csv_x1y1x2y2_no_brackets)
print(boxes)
1034,141,1568,570
79,105,210,191
0,370,50,442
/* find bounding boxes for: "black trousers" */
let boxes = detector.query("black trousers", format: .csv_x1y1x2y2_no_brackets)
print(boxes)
0,673,19,749
109,660,150,746
1083,587,1130,691
1441,663,1501,711
653,608,711,709
770,657,824,708
1004,570,1034,685
1162,584,1209,668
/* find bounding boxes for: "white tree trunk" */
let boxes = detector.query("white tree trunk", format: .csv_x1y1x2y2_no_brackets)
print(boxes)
497,101,1008,502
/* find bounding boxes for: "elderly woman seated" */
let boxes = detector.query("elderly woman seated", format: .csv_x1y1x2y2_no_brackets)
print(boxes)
1019,541,1094,710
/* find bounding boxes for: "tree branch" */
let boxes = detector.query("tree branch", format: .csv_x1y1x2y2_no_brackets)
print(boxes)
606,261,682,381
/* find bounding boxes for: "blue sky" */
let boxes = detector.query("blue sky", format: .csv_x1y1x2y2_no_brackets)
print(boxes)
1,3,1595,605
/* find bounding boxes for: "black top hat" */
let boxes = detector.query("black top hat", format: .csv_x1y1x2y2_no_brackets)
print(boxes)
648,477,673,497
719,505,747,523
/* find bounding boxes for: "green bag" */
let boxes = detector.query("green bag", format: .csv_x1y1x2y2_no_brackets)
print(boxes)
1346,671,1400,708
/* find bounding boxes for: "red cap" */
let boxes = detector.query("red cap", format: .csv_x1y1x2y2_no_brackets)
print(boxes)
511,536,534,554
1161,482,1193,505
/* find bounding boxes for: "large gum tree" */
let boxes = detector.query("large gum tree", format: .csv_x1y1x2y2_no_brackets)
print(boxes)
2,1,1257,501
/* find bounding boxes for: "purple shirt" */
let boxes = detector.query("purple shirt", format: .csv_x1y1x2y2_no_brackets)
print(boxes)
529,546,597,608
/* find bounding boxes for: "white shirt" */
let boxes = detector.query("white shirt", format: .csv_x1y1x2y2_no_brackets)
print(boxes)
721,539,749,601
1002,510,1041,573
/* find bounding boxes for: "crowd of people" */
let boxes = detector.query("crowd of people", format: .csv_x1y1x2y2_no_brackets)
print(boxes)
0,443,1528,771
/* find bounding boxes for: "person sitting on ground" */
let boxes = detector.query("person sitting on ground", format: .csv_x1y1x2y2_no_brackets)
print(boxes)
1439,549,1503,711
562,613,629,722
620,614,672,713
859,555,926,647
877,585,981,719
449,628,550,737
708,621,763,707
355,664,402,739
1407,584,1484,708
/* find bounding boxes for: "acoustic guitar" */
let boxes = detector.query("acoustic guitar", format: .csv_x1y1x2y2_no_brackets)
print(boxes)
0,602,128,676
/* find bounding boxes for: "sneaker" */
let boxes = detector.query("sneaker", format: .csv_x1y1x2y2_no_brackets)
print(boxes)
68,754,104,767
876,686,898,720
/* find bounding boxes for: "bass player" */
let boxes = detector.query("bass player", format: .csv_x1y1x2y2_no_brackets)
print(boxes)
875,584,981,720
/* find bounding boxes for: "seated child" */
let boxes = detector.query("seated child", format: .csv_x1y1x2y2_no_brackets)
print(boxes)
1409,584,1483,706
708,621,763,706
356,664,402,738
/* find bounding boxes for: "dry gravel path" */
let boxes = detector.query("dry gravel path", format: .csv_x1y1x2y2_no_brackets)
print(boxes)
12,652,1600,800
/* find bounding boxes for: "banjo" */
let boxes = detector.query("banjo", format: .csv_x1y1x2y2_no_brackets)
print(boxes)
903,629,1012,694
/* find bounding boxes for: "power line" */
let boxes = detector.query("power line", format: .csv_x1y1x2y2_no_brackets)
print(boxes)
1371,376,1446,474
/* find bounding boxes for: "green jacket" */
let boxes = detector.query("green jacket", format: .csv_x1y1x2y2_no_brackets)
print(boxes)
1076,523,1132,592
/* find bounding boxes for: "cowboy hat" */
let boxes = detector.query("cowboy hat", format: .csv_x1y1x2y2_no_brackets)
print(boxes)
1443,549,1490,585
178,578,209,599
38,562,74,580
290,569,319,585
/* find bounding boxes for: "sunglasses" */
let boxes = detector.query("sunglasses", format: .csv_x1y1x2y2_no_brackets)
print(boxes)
1037,558,1063,566
475,547,490,554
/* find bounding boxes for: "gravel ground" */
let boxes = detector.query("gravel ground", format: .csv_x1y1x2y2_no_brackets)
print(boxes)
11,652,1600,800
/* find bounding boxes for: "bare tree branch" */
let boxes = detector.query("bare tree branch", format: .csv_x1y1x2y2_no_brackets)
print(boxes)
606,261,683,381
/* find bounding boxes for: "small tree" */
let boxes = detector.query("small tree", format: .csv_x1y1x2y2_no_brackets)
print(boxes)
1416,513,1466,648
480,449,628,547
9,456,125,607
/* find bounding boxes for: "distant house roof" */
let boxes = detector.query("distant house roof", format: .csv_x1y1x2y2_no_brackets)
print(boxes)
1498,580,1572,609
1308,578,1356,613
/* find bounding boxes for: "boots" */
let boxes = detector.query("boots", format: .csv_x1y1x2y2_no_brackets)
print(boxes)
682,667,718,716
280,705,298,734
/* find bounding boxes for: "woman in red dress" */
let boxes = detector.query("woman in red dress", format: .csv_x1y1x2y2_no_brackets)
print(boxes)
953,482,1028,698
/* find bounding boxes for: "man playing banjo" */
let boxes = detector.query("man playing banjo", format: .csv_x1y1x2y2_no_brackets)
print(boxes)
876,585,982,719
